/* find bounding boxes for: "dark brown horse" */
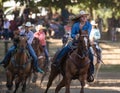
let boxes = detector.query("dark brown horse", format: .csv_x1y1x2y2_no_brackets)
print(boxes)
45,30,90,93
6,35,32,93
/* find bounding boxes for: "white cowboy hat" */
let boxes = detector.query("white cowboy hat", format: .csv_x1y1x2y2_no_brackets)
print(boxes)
18,26,23,30
37,25,46,31
75,10,89,18
91,20,98,26
25,22,32,27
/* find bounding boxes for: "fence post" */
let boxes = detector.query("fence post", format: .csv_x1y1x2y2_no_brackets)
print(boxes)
4,40,11,54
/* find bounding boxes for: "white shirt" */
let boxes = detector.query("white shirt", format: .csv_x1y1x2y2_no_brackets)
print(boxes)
89,28,101,42
4,21,10,29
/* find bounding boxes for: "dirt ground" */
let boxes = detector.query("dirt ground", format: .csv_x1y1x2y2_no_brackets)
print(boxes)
0,38,120,93
0,70,120,93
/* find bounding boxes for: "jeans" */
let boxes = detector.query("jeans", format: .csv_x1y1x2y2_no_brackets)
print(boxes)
2,44,39,68
27,44,38,68
42,46,49,61
88,48,94,75
2,45,16,64
55,45,71,64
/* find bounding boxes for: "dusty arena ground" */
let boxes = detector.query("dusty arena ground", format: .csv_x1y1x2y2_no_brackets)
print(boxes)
0,38,120,93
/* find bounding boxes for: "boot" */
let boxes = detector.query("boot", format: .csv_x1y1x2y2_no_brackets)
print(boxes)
0,60,4,65
87,74,94,82
35,66,44,74
0,60,6,68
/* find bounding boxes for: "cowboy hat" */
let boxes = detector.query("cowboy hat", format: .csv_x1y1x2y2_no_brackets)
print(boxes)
91,20,98,26
25,22,32,27
37,25,46,31
75,10,89,18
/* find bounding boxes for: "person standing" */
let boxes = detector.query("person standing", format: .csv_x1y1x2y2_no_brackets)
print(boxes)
3,18,10,40
96,15,103,35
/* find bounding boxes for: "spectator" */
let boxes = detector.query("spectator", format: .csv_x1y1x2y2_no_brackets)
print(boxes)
3,18,10,40
0,18,3,39
96,15,103,34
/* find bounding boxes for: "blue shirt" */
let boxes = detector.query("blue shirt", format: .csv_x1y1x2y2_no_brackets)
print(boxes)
71,21,92,39
20,30,34,44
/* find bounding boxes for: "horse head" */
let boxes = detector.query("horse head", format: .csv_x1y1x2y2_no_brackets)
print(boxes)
17,35,28,52
32,37,44,53
78,30,90,57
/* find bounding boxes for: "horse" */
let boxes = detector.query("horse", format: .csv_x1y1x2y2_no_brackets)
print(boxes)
62,31,102,83
92,42,102,83
44,30,90,93
6,35,32,93
31,37,47,86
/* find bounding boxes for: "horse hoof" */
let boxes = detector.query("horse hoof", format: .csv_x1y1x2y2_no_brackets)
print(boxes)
32,78,37,83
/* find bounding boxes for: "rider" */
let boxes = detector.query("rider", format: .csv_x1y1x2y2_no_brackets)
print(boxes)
90,20,102,63
0,22,44,74
34,25,49,68
53,10,94,82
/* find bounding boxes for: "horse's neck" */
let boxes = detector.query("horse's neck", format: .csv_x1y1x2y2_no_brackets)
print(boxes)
15,50,28,65
77,44,84,56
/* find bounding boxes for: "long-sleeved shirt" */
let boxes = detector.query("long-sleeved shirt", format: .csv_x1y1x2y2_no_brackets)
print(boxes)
34,31,46,46
20,30,34,44
89,28,101,41
71,21,92,39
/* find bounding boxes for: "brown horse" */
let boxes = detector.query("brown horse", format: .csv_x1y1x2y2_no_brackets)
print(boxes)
32,37,47,86
45,30,90,93
6,35,32,93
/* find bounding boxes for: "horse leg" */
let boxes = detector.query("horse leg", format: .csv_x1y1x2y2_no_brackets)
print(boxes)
6,70,14,92
22,78,27,92
32,72,38,83
55,77,66,93
44,66,59,93
80,81,85,93
40,71,47,87
94,62,101,82
14,78,20,93
65,71,72,93
94,49,102,82
79,75,86,93
65,77,71,93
